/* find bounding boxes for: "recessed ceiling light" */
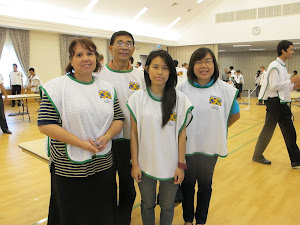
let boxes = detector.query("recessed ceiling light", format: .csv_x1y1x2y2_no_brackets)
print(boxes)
197,0,204,3
249,49,266,51
293,42,300,45
233,45,252,47
168,17,181,29
294,47,300,49
134,7,149,21
85,0,99,12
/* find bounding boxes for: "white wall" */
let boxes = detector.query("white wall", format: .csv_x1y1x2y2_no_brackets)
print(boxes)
92,37,108,64
177,0,300,45
30,30,61,84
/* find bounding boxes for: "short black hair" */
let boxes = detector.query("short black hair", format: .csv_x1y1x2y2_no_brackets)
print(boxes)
294,70,298,74
277,40,293,57
236,70,240,73
187,47,219,84
13,64,17,67
173,60,178,67
29,68,35,72
230,66,233,70
129,56,134,64
137,62,142,66
110,31,135,46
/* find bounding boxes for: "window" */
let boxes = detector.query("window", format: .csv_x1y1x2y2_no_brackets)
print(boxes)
0,32,27,89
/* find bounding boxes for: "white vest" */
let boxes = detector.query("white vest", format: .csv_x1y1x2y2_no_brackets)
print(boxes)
41,75,115,163
177,79,238,157
127,89,193,179
259,59,291,103
96,64,145,140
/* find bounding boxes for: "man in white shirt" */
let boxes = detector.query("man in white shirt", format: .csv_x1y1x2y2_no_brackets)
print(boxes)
9,64,23,107
135,62,143,71
177,63,188,83
0,74,12,134
235,70,244,98
26,68,41,93
253,40,300,168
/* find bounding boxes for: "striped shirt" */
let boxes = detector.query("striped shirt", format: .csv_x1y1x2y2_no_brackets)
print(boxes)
38,94,124,177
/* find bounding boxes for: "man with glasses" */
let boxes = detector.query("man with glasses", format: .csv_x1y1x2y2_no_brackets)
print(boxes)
96,30,145,225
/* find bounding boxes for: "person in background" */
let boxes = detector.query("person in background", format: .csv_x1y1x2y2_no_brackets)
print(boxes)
98,53,105,65
9,64,23,107
26,68,42,93
253,40,300,168
0,73,12,134
221,68,229,82
177,47,240,225
129,56,134,66
38,38,123,225
177,63,188,83
96,30,145,225
235,70,244,99
129,50,193,225
136,62,143,71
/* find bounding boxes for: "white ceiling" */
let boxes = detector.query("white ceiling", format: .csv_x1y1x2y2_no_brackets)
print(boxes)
0,0,300,51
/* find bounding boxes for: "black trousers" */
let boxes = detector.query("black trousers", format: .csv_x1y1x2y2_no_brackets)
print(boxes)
48,164,117,225
112,140,136,225
0,93,9,132
253,97,300,164
236,83,243,97
11,85,21,106
181,154,218,224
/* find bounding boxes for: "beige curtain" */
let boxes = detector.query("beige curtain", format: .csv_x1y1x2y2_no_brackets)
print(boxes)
60,34,91,75
0,27,7,60
9,28,29,76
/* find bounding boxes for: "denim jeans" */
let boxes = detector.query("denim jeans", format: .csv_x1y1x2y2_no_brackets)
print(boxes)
138,174,179,225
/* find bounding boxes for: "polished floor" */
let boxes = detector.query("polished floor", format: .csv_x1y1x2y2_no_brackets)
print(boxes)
1,97,300,225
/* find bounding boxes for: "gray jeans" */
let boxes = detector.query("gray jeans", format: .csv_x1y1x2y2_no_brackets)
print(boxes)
138,174,179,225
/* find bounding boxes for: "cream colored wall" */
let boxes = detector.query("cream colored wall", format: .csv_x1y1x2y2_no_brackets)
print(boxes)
132,42,166,65
29,30,61,84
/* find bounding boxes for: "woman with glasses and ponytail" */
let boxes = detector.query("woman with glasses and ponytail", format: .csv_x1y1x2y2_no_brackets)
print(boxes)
177,48,240,225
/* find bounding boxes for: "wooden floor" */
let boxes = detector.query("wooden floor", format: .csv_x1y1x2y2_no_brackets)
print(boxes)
1,97,300,225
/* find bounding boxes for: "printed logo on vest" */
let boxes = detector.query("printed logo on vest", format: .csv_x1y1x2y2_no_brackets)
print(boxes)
177,71,183,76
99,90,112,103
129,81,140,91
168,112,177,126
209,96,222,110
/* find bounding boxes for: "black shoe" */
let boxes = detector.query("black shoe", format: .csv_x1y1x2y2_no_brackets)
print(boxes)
252,157,271,165
12,105,15,107
291,162,300,169
3,129,12,134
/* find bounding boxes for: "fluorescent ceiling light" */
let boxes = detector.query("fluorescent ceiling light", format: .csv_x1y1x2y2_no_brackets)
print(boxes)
233,45,251,47
85,0,99,12
134,7,149,21
249,49,266,51
197,0,204,3
168,17,181,29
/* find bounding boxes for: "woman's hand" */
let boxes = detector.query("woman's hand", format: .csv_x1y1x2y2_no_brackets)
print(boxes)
131,164,142,183
82,139,101,153
174,167,184,184
89,134,110,152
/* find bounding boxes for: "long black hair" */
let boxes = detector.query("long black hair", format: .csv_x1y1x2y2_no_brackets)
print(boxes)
187,47,219,84
144,50,177,127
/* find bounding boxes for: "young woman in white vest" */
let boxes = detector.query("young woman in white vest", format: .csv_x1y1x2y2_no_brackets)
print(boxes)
177,48,240,225
128,50,193,225
38,38,124,225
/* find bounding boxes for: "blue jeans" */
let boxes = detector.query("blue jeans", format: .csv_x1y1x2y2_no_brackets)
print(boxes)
138,174,179,225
